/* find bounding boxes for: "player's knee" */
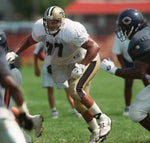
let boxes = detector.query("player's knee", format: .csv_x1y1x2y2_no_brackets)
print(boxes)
69,84,84,98
129,105,147,122
68,86,80,102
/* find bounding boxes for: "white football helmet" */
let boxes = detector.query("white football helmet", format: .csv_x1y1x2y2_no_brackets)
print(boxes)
43,6,65,35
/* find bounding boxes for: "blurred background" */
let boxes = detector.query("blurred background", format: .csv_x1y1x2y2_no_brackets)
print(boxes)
1,0,150,66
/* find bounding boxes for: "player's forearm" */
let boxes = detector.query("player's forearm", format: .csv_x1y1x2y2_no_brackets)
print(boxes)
14,38,30,54
115,67,145,79
33,54,39,68
117,55,126,68
14,35,37,55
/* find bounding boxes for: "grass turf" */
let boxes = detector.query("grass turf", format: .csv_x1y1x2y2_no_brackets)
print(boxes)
20,65,150,143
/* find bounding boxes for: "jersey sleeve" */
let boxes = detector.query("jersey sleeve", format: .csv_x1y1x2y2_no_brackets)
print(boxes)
32,19,46,42
112,36,122,55
69,22,89,47
128,40,150,63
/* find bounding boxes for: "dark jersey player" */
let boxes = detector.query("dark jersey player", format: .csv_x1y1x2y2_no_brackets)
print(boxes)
0,31,43,143
0,31,23,109
101,9,150,132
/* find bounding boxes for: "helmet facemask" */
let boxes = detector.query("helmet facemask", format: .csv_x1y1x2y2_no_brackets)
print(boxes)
43,6,65,35
117,9,144,40
122,25,134,40
115,27,126,42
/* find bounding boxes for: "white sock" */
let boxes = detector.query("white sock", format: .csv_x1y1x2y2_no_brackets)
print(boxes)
52,108,56,112
88,118,99,131
89,102,102,115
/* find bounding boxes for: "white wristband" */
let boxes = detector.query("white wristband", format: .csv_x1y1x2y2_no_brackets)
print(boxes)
18,102,29,114
112,67,118,74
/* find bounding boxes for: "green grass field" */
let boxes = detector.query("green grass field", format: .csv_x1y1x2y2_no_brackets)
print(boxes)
20,65,150,143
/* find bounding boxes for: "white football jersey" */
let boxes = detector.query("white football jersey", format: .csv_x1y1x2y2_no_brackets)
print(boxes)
32,18,88,66
34,42,45,55
112,35,132,63
31,18,94,83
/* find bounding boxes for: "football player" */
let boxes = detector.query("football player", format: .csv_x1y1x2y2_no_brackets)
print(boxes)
0,31,33,143
0,32,22,110
0,31,43,143
34,42,81,118
6,6,111,143
101,9,150,131
0,33,33,143
112,30,150,116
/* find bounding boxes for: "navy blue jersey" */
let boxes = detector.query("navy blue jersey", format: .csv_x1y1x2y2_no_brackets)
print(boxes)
0,31,8,53
128,26,150,74
0,32,10,78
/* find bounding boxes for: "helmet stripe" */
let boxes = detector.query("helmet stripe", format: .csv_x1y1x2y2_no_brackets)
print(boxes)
46,8,50,16
49,6,56,16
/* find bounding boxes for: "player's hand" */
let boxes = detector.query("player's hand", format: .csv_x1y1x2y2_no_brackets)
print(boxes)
100,58,117,74
17,102,33,130
6,52,18,64
71,63,85,79
35,67,40,76
18,113,33,130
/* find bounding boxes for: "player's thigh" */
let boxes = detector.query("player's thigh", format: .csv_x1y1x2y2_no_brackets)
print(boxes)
84,81,91,94
135,85,150,109
69,58,100,100
0,119,26,143
0,108,26,143
130,85,150,115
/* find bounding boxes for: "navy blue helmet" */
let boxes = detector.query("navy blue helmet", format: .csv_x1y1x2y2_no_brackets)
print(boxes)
117,9,144,40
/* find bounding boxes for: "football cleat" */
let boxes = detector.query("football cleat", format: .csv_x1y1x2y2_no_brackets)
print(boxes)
89,128,101,143
99,136,107,142
88,127,107,143
30,115,44,137
94,113,111,138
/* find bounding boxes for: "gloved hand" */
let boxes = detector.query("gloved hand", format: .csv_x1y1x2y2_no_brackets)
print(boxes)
6,52,18,64
100,58,118,74
18,102,33,130
71,63,85,79
18,113,33,130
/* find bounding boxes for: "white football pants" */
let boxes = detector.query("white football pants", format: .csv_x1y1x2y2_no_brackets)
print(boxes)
129,85,150,122
0,107,26,143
